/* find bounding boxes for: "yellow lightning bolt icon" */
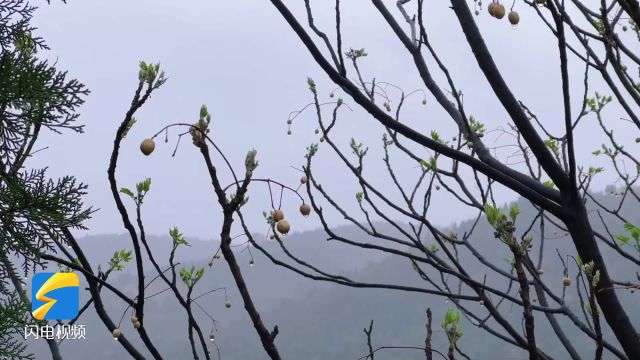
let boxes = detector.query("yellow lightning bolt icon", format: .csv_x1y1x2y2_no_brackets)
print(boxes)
32,273,79,320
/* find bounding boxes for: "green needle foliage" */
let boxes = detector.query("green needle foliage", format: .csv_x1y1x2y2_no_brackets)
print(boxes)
0,1,91,358
0,292,34,360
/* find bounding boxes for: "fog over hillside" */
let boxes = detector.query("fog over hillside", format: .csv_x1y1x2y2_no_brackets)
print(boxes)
24,190,640,359
4,0,639,359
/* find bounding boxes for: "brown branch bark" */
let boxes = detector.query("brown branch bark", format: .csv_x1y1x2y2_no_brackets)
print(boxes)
512,244,538,360
198,143,282,360
426,309,433,360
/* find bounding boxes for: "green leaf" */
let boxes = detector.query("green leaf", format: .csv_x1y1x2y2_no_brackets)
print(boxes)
142,178,151,192
624,223,640,241
120,187,134,199
200,104,209,118
195,267,205,281
483,203,502,227
441,308,464,345
135,178,152,197
430,130,441,143
179,266,193,285
544,139,558,154
468,116,486,135
543,180,555,188
346,48,368,59
306,143,319,159
108,249,133,272
307,77,317,94
356,192,364,203
614,234,631,245
122,250,132,262
169,226,190,247
588,166,604,176
425,244,439,253
429,157,437,170
180,265,204,288
443,308,460,326
509,203,520,222
138,61,148,80
349,138,368,157
245,149,259,172
418,157,437,171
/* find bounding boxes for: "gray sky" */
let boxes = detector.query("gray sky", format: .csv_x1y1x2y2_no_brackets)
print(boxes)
29,0,635,240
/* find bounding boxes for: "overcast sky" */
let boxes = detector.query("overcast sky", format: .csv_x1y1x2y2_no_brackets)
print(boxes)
28,0,635,240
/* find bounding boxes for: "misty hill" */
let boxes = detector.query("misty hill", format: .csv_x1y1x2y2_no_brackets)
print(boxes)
26,189,640,359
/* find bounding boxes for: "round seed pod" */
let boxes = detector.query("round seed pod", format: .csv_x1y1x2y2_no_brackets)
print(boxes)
494,4,506,19
508,11,520,25
273,209,285,222
488,2,497,16
276,219,290,235
140,138,155,156
299,203,311,217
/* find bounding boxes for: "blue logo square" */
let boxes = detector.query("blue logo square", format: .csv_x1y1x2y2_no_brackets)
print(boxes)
31,272,79,321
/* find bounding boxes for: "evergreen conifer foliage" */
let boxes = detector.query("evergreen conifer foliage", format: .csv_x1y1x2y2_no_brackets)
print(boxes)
0,1,90,358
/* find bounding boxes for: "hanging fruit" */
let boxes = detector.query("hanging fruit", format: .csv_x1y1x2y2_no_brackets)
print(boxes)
494,4,506,19
276,219,291,235
508,11,520,25
488,2,497,16
299,203,311,217
273,209,285,222
140,138,155,156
